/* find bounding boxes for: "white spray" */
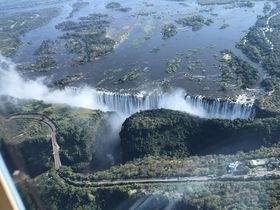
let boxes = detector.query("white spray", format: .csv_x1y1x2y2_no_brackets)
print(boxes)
0,55,256,168
0,55,255,119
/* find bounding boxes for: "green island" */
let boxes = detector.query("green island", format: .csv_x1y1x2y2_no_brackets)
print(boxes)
175,15,213,31
218,50,260,90
0,8,61,56
161,23,177,39
19,56,58,72
50,73,85,89
114,68,140,84
105,2,132,12
33,40,56,56
55,13,115,63
219,23,229,29
97,66,153,86
166,58,181,73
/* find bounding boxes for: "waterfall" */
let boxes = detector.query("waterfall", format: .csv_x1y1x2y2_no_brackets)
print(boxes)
93,89,255,120
185,96,255,120
0,55,255,120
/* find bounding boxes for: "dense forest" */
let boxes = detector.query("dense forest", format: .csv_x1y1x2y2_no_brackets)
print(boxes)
120,109,280,161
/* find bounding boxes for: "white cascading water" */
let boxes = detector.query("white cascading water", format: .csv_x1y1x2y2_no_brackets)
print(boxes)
94,90,255,120
0,55,255,120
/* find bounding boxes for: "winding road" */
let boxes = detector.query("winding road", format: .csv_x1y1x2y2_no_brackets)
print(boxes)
5,113,61,170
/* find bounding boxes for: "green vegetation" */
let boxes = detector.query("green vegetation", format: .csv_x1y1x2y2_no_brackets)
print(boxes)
23,102,107,166
0,8,61,55
142,67,151,72
67,1,89,19
97,68,123,86
3,115,53,177
120,109,280,161
30,169,280,210
56,13,115,63
176,15,213,31
161,23,177,39
51,73,84,88
105,2,132,12
197,0,234,5
2,99,107,175
236,1,254,8
0,0,67,10
219,23,229,29
177,180,280,209
32,170,131,210
18,137,52,177
19,56,58,72
115,68,140,84
257,76,280,114
197,0,254,7
3,3,280,209
237,9,280,75
218,63,233,90
237,6,280,112
2,100,280,210
105,2,121,9
97,66,152,86
263,2,272,13
149,47,160,53
5,119,50,145
134,11,156,17
58,143,280,180
65,38,83,54
187,63,195,71
219,50,259,89
116,7,132,12
166,58,181,73
33,40,56,55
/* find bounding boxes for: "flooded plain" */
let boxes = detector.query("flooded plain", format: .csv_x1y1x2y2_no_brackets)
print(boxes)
10,0,268,97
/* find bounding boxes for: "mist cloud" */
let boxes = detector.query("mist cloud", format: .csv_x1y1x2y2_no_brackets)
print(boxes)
0,55,107,111
0,55,254,120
